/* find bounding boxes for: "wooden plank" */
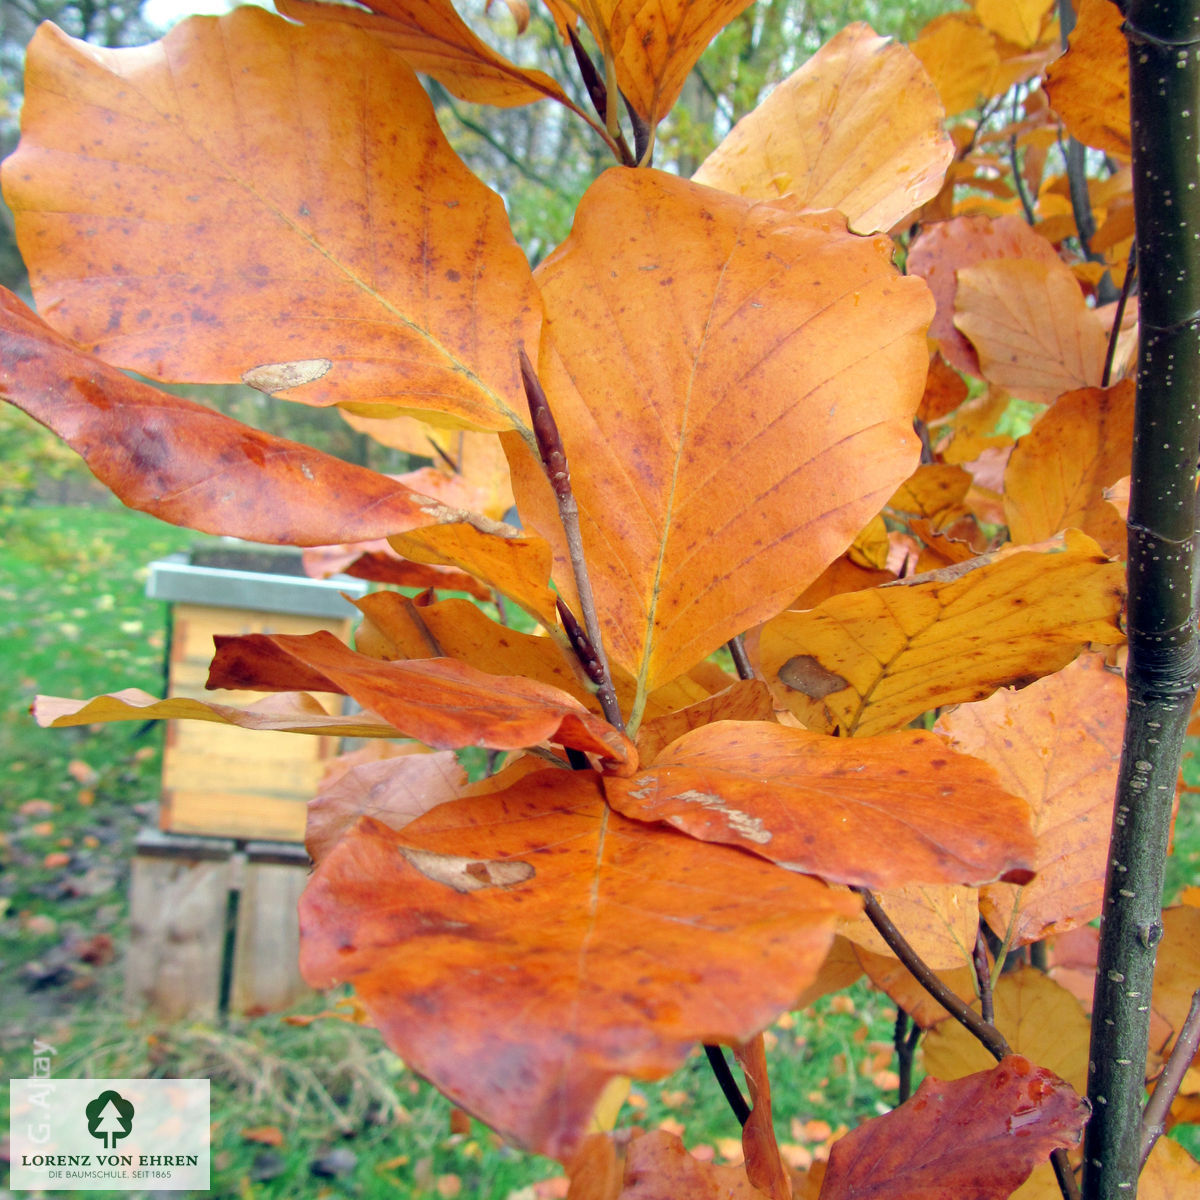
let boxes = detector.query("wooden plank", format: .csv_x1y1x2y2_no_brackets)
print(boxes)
125,853,231,1020
231,859,311,1014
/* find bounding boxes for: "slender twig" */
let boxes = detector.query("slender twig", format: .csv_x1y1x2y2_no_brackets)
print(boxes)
704,1044,751,1127
401,596,445,657
727,635,755,681
1101,242,1138,389
853,887,1011,1061
1140,988,1200,1168
1052,1150,1083,1200
426,434,460,474
894,1008,922,1104
973,923,995,1025
518,348,625,731
557,597,622,722
1010,134,1038,225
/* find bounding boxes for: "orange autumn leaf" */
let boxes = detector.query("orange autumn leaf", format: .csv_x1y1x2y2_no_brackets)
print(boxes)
910,13,1002,118
605,721,1035,890
1004,380,1136,555
34,688,395,737
937,653,1125,947
852,945,980,1029
306,746,467,864
1044,0,1131,158
818,1056,1087,1200
973,0,1055,51
1139,1135,1200,1199
953,257,1109,402
4,8,541,431
277,0,578,110
907,215,1064,377
923,967,1091,1097
1150,906,1200,1055
508,169,932,717
206,631,636,770
693,24,953,234
0,291,493,547
303,540,491,596
918,353,970,423
618,1129,767,1198
756,532,1125,738
732,1036,790,1200
839,883,979,971
299,770,859,1159
635,681,777,763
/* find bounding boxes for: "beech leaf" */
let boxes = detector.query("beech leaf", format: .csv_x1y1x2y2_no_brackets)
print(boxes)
206,631,637,771
818,1056,1088,1200
0,290,497,546
756,532,1125,737
694,23,954,234
619,1130,767,1198
838,883,978,971
4,7,541,429
733,1036,790,1200
508,168,933,715
605,721,1035,889
937,653,1125,947
299,770,860,1159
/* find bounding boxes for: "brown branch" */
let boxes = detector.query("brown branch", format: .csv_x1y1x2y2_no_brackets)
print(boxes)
519,348,625,731
894,1007,922,1104
1140,988,1200,1168
1102,242,1138,389
727,635,755,681
973,923,995,1024
566,25,635,165
853,888,1011,1061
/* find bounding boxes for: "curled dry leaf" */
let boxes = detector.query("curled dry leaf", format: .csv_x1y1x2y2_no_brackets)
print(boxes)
206,631,637,771
509,168,932,714
605,721,1035,890
756,531,1125,737
937,653,1125,947
34,688,396,738
0,291,483,547
1044,0,1130,158
299,770,860,1160
694,23,953,234
818,1056,1088,1200
4,7,541,429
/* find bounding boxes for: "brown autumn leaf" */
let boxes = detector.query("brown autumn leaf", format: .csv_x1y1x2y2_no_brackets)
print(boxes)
206,631,636,770
4,7,541,430
1140,1135,1200,1199
732,1037,789,1200
303,540,492,596
508,169,932,718
299,769,860,1160
910,13,1002,118
888,464,974,521
937,653,1125,947
1044,0,1130,158
635,681,777,763
0,290,506,546
34,688,397,738
387,523,560,629
605,721,1035,890
818,1056,1088,1200
794,937,864,1009
907,215,1064,377
918,353,970,423
618,1130,767,1198
1004,380,1135,556
852,945,979,1029
306,746,467,864
757,531,1125,738
923,967,1091,1097
605,0,756,130
839,883,979,971
277,0,576,109
954,258,1109,402
693,23,953,235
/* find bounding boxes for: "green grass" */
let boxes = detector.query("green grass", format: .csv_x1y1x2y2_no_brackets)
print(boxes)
4,499,1200,1197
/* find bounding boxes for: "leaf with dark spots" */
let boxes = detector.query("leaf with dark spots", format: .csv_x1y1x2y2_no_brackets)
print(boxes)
207,630,637,770
605,721,1035,889
0,288,485,545
299,769,859,1160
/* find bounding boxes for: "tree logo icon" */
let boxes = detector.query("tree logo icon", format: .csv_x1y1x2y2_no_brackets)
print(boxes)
85,1090,135,1149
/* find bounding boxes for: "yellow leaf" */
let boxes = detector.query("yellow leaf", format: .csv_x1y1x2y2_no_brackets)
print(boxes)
973,0,1055,50
911,13,1002,117
694,24,953,234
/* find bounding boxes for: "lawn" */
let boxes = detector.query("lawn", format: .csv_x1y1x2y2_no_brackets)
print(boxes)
0,498,903,1199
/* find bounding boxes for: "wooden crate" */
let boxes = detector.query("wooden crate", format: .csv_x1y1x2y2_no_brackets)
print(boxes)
126,830,311,1018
